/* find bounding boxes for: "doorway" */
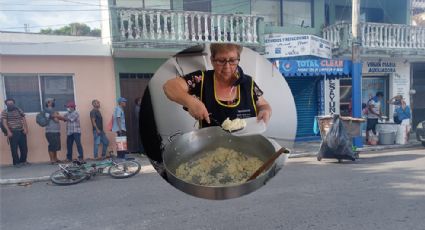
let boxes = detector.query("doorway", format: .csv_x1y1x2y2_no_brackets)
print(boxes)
412,63,425,129
340,75,390,117
286,77,320,138
119,73,152,153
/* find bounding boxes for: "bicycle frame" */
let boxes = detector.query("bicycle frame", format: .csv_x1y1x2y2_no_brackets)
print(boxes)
58,159,119,177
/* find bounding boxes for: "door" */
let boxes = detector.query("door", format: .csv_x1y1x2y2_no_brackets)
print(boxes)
362,76,389,117
412,63,425,129
286,77,320,138
119,73,152,153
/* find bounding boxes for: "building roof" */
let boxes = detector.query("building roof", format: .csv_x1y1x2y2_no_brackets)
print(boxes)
0,31,111,56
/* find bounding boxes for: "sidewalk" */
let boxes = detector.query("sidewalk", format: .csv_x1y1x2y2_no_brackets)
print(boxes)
290,134,422,158
1,138,422,185
0,154,154,185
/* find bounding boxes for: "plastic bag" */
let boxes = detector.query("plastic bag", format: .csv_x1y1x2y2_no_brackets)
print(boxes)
368,130,378,145
318,114,356,161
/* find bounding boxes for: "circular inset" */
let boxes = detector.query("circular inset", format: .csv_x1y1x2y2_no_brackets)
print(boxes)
140,43,296,199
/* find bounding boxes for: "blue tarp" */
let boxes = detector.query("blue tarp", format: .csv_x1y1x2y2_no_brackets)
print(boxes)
273,59,352,77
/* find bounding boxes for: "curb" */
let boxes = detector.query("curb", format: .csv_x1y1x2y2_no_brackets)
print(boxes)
1,145,422,185
357,143,422,152
0,176,51,185
0,165,156,185
288,142,422,158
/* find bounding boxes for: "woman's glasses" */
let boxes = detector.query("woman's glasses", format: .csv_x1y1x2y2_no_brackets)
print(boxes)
213,59,240,66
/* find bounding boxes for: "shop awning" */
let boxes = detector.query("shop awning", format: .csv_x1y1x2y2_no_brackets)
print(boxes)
273,59,352,77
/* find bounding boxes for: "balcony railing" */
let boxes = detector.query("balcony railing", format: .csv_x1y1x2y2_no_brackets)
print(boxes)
412,0,425,9
112,8,263,48
323,22,425,52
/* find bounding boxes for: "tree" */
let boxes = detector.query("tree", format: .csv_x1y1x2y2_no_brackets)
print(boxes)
40,23,101,37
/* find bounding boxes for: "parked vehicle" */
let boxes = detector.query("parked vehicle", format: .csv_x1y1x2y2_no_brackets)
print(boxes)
50,157,141,185
416,120,425,147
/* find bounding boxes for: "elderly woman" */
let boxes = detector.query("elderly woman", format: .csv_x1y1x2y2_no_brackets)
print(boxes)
163,43,272,128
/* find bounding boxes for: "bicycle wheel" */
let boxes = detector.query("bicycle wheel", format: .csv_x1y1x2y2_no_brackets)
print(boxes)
108,161,141,179
50,167,87,185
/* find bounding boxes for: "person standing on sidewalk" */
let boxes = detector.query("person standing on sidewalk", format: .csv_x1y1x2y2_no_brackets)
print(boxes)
64,101,84,161
1,98,29,167
394,99,412,144
366,92,383,144
90,99,109,160
44,98,66,164
112,97,127,159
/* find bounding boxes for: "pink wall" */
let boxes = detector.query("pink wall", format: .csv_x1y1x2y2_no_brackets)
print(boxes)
0,56,117,165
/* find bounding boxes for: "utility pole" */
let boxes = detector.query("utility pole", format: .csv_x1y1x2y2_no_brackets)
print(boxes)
24,24,30,33
352,0,363,147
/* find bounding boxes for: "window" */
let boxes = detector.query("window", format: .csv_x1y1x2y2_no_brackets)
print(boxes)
40,76,74,112
334,6,384,23
251,0,281,26
145,0,171,10
283,0,313,28
183,0,211,12
2,74,75,113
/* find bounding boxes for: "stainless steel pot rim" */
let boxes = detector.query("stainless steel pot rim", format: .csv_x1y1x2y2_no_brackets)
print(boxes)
162,127,278,189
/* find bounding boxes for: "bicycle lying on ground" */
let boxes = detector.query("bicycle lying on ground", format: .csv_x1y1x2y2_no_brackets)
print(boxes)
50,157,141,185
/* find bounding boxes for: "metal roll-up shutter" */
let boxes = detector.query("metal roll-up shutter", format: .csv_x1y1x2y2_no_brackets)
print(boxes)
286,77,319,137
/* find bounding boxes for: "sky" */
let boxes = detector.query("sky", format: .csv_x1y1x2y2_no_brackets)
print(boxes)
0,0,102,33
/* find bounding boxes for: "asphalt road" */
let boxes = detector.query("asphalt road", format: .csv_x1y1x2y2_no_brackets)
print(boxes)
1,148,425,230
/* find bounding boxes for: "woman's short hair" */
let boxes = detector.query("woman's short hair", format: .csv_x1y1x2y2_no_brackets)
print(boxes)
210,43,243,58
92,99,99,106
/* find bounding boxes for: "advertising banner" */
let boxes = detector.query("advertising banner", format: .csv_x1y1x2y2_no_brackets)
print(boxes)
274,59,352,77
264,34,332,59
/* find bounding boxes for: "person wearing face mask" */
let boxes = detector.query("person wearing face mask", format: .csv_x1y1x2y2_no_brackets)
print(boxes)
44,98,66,164
64,101,84,162
1,98,29,167
163,43,272,128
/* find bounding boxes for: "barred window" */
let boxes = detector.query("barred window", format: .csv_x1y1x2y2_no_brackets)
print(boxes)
2,74,75,113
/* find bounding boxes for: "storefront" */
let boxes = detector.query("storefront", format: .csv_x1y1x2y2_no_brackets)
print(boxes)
272,58,352,138
339,59,410,121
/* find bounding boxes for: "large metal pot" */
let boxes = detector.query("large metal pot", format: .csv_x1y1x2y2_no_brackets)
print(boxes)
162,126,284,200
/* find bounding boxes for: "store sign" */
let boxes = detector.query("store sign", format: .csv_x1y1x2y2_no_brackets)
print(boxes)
366,61,397,73
264,34,332,59
324,78,340,115
276,59,351,77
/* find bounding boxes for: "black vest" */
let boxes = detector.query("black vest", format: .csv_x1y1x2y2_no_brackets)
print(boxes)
199,70,257,128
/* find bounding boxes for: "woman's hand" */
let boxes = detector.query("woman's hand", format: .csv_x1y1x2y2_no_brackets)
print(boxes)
187,97,210,124
257,109,271,124
256,97,272,124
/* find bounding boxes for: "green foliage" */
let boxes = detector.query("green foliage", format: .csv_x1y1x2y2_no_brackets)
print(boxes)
39,23,101,37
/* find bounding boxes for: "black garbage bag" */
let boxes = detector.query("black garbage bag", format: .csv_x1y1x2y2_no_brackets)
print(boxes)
317,114,356,162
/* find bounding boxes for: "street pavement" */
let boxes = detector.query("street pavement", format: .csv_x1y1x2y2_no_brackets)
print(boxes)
1,147,424,230
0,136,421,184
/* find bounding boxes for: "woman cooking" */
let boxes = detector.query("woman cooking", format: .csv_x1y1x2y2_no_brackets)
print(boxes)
163,43,272,128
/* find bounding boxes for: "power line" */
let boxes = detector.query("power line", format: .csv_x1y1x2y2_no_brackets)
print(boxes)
1,0,248,9
0,9,107,12
1,34,120,46
58,0,103,7
0,19,104,30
